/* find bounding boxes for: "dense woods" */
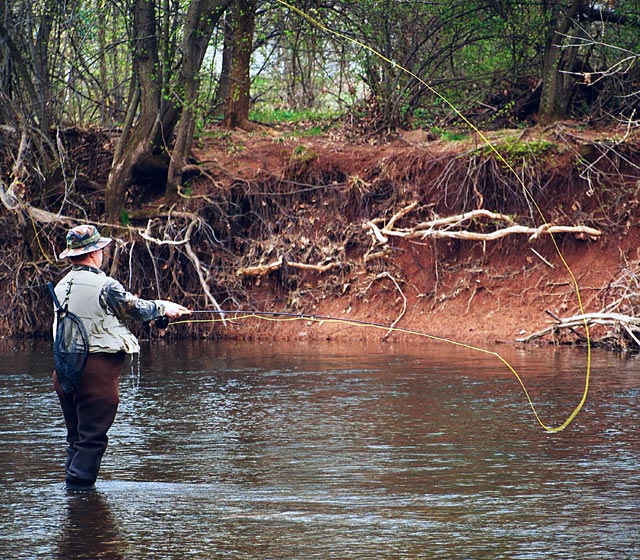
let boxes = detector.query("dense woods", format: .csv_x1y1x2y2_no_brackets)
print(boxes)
1,0,640,343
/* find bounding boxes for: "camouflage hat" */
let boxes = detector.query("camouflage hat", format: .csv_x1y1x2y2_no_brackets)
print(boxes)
59,224,112,258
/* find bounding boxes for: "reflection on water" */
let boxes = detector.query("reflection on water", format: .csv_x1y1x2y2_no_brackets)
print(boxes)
1,339,639,559
56,492,124,559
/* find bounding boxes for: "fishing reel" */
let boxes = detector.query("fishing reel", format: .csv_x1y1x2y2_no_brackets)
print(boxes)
154,315,170,329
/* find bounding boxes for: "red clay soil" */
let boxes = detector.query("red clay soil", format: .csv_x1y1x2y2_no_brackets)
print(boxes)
184,124,640,348
218,232,634,347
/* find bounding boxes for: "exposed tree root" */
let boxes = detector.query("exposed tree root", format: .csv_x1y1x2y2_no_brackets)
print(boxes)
518,255,640,350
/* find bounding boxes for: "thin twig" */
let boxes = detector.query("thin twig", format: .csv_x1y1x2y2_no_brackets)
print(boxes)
375,271,407,339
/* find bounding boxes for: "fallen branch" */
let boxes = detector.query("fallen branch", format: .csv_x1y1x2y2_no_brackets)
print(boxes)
531,248,555,268
184,239,226,326
26,204,76,227
544,309,585,340
365,207,602,245
139,219,190,246
517,311,640,344
236,255,340,276
138,218,226,324
237,256,284,277
384,200,420,231
365,220,388,244
363,246,392,263
288,260,340,273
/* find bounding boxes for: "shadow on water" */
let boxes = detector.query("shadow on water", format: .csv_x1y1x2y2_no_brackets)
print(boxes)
1,339,640,559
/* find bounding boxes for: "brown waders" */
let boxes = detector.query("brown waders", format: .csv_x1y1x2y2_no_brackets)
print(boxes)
53,352,126,491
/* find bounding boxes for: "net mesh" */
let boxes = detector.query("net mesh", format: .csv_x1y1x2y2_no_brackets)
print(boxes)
53,308,89,394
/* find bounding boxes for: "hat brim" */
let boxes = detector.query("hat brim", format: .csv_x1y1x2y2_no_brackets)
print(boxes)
59,237,112,259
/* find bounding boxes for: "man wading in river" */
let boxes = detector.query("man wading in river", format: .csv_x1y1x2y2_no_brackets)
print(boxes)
52,224,191,492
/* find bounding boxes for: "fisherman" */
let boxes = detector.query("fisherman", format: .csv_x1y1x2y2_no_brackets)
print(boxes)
52,224,191,491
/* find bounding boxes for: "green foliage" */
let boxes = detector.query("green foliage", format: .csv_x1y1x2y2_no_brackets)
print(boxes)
432,128,469,142
295,125,324,138
479,100,517,129
478,137,555,167
498,138,553,159
290,144,317,165
249,105,339,137
250,107,340,125
119,209,130,226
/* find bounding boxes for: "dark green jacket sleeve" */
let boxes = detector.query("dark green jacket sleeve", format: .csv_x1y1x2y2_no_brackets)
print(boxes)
99,277,166,322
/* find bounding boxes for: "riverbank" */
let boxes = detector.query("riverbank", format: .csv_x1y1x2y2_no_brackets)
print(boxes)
2,121,640,349
215,227,638,349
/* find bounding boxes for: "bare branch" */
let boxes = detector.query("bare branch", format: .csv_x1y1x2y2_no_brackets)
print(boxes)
236,255,340,276
364,207,601,245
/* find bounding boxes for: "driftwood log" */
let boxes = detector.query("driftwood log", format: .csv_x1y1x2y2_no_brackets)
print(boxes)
517,310,640,348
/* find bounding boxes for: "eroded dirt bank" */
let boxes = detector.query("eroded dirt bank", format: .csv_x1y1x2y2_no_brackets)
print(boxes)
3,122,640,349
183,123,640,349
218,229,639,348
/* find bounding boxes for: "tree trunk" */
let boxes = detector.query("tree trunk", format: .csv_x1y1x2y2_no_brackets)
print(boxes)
0,18,54,167
106,0,232,221
538,0,584,124
166,0,231,198
223,0,257,130
214,10,235,116
105,0,163,223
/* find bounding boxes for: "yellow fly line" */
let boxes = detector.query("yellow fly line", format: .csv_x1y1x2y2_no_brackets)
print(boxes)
172,311,584,433
29,0,592,433
247,0,593,433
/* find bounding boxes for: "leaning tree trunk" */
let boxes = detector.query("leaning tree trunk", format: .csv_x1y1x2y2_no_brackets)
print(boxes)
107,0,232,220
166,0,232,198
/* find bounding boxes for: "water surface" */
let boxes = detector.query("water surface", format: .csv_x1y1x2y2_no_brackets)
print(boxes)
1,339,638,559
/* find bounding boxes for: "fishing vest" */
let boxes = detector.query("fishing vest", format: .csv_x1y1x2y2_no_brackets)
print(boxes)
54,268,140,354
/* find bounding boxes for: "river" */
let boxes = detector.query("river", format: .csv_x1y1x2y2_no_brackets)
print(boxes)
1,338,639,559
